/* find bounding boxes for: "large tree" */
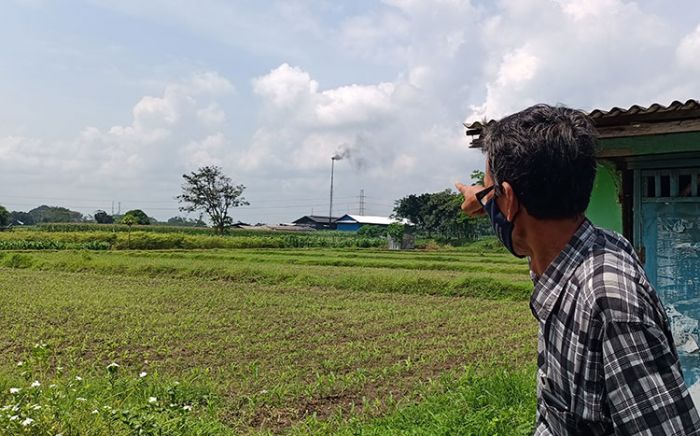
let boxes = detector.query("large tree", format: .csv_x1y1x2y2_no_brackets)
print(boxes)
121,209,150,225
177,166,249,235
94,210,114,224
0,205,9,227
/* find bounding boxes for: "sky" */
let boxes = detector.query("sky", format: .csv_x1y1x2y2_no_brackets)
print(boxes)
1,0,700,224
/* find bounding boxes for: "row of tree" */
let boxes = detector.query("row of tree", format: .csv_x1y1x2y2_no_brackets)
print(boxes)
0,166,246,234
0,204,206,228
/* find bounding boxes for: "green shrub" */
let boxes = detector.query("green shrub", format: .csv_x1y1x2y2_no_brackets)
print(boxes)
357,225,387,238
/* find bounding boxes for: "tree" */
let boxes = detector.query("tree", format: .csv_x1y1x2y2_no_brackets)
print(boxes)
121,209,150,225
94,210,114,224
121,215,137,248
9,211,34,226
167,216,207,227
393,189,492,243
177,166,249,235
470,170,485,186
392,193,430,230
0,205,9,227
29,205,83,223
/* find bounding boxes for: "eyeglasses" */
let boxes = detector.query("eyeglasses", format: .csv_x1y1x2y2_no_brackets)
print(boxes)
475,184,497,208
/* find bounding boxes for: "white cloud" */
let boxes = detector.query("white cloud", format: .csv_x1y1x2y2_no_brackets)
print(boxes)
197,103,227,126
677,25,700,71
466,0,683,121
0,71,236,194
252,63,318,108
4,1,700,222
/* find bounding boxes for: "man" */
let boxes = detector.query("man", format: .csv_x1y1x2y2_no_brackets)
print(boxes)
455,104,700,435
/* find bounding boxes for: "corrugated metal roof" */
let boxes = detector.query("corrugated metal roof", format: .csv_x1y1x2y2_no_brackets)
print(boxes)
292,215,339,224
589,99,700,127
336,215,410,226
465,99,700,144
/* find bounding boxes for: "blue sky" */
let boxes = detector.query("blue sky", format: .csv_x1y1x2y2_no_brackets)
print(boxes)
2,0,700,222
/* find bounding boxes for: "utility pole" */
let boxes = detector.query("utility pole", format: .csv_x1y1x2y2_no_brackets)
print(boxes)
117,202,121,215
111,201,114,215
359,189,365,216
329,156,338,224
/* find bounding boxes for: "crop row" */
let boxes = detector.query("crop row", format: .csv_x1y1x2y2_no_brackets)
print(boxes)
0,268,536,433
110,250,530,275
0,251,532,301
0,231,387,250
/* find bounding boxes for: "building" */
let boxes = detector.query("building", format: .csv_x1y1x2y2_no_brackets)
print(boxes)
466,99,700,393
292,215,339,230
335,214,409,232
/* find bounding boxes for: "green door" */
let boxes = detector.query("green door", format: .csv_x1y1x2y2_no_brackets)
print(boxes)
640,168,700,390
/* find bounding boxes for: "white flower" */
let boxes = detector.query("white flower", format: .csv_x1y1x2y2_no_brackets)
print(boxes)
107,362,120,369
139,371,147,378
0,405,10,411
75,376,83,381
9,388,20,394
31,404,41,410
76,397,86,402
21,417,34,426
31,380,41,388
16,361,24,367
259,389,268,394
148,396,158,404
182,405,192,411
12,405,19,411
56,366,63,371
91,409,99,414
9,415,18,421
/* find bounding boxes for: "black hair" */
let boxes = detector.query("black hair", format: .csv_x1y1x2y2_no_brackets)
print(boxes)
480,104,598,219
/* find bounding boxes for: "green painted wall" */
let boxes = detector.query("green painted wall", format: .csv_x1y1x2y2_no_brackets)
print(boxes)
587,162,623,233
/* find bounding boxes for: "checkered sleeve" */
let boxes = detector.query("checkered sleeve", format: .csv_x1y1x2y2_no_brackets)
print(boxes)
602,320,700,435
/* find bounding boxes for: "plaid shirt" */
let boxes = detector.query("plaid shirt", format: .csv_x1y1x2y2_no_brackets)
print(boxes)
531,219,700,435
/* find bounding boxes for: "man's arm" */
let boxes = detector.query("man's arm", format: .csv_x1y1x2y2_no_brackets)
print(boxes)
602,320,700,435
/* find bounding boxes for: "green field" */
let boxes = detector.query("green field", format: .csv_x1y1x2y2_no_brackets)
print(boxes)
0,238,537,434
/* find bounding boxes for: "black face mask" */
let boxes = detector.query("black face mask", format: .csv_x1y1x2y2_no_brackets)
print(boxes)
482,192,524,259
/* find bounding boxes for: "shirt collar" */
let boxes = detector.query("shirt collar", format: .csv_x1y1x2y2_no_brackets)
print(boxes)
529,219,597,322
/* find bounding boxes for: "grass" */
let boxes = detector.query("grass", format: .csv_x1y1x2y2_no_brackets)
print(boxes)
0,250,533,301
0,239,537,434
0,229,388,250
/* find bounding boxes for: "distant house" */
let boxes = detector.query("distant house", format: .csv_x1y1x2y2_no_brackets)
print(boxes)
292,215,339,230
335,214,409,232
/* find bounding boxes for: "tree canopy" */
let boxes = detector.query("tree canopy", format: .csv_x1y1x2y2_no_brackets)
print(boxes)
94,210,114,224
177,166,249,235
167,216,207,227
121,209,150,225
28,205,83,223
0,205,9,227
393,172,492,243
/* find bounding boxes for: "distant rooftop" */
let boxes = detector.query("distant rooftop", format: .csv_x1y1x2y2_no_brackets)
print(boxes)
336,214,410,226
292,215,339,224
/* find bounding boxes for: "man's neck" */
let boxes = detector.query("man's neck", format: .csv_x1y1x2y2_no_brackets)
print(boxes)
526,216,585,276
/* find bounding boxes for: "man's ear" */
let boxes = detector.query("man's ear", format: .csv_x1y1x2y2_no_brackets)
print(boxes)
499,181,520,221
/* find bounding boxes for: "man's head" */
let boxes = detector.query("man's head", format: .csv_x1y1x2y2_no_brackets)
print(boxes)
475,104,598,259
481,104,598,219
